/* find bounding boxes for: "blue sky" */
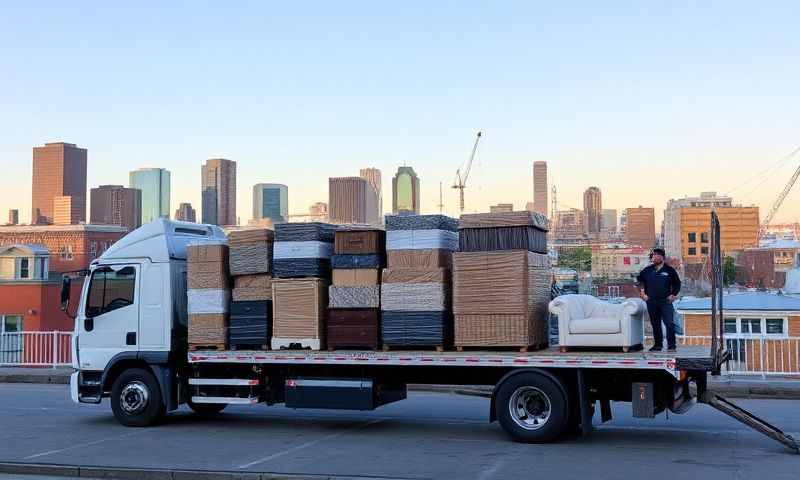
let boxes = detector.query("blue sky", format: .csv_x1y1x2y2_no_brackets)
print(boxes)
2,1,799,224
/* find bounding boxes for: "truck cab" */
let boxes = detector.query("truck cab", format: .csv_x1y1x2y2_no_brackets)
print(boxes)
64,219,226,425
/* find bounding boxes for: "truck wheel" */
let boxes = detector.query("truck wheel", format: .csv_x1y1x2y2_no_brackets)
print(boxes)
495,372,568,443
110,368,165,427
187,401,227,415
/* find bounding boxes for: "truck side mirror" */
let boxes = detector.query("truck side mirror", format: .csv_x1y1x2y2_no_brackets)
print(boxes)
60,276,71,312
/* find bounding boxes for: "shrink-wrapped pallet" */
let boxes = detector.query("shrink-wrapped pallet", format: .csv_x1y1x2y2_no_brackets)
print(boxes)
329,285,380,309
332,269,380,286
453,250,551,349
271,278,328,350
232,274,273,301
229,300,271,349
458,211,549,254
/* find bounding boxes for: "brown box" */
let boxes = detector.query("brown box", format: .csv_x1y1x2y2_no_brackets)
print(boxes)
386,249,452,269
382,268,450,284
332,268,381,286
188,313,228,347
334,229,385,255
232,274,273,301
272,278,328,342
188,271,230,290
188,243,229,263
453,250,550,349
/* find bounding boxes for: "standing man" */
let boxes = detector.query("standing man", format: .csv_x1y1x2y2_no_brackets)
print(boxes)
637,248,681,352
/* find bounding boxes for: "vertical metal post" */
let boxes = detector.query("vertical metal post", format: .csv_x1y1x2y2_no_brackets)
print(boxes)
52,331,58,368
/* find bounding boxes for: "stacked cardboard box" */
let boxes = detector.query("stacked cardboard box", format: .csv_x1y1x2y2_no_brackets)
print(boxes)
187,240,230,350
454,211,551,350
328,228,385,350
228,229,274,350
271,223,337,350
381,215,458,349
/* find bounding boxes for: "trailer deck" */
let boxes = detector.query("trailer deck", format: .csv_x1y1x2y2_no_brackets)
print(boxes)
188,344,714,377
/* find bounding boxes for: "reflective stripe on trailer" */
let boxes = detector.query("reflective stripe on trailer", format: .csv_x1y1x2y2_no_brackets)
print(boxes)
188,351,680,377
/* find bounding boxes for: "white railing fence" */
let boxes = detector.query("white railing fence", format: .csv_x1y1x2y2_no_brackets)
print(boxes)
0,331,73,367
676,335,800,377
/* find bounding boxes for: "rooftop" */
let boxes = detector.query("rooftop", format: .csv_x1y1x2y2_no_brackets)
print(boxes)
677,292,800,313
0,244,49,256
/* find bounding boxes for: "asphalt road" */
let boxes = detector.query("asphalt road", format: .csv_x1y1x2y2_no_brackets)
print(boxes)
1,384,798,480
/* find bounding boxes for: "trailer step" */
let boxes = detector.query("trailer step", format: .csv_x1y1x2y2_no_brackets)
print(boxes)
188,378,260,386
190,396,260,405
700,390,799,453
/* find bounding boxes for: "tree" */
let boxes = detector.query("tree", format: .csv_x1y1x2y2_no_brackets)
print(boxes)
558,247,592,272
723,256,736,286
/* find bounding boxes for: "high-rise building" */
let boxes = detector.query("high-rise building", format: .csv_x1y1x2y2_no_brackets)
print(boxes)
490,203,514,213
583,187,602,234
532,161,548,217
252,183,288,224
329,177,379,225
601,209,617,234
129,168,170,225
392,166,420,214
201,159,237,226
31,142,87,225
360,168,382,219
90,185,142,231
53,196,84,226
553,208,586,241
174,202,197,223
663,192,758,263
8,210,18,226
624,207,657,249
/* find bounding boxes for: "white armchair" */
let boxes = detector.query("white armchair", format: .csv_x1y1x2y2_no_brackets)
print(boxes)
549,294,647,352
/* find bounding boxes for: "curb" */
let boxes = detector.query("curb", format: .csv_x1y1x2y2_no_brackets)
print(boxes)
0,462,407,480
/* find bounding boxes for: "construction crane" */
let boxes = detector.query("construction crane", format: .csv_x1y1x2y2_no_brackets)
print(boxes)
760,146,800,237
452,131,482,213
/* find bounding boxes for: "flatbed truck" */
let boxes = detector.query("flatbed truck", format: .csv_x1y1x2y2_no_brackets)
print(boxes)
61,218,799,451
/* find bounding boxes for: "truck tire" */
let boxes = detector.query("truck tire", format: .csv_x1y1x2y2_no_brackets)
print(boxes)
495,372,568,443
110,368,165,427
187,401,227,415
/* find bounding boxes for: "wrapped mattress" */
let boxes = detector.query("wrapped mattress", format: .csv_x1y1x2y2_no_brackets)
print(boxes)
329,285,381,309
331,254,383,269
327,308,380,350
271,278,328,350
453,250,551,349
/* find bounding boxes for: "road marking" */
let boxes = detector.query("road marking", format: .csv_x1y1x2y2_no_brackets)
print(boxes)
22,430,147,460
236,419,382,469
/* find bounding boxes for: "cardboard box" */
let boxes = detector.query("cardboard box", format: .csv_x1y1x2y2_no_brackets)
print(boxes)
232,274,273,301
188,313,228,347
187,244,229,263
332,268,380,286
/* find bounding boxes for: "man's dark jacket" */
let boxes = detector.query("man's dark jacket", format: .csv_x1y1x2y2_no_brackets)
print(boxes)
636,264,681,301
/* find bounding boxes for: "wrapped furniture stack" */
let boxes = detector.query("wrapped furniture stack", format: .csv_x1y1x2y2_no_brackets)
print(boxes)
454,211,551,351
381,214,458,350
271,222,337,350
228,229,274,350
187,240,230,350
328,227,385,350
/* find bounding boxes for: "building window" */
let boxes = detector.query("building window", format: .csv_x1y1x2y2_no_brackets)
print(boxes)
85,266,136,318
1,314,23,334
19,258,29,279
766,319,785,335
701,246,709,255
700,232,709,243
688,232,697,243
89,242,97,259
725,317,787,338
740,318,761,334
688,247,697,256
723,318,737,334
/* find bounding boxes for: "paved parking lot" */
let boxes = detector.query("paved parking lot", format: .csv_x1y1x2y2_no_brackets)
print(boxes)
1,383,799,479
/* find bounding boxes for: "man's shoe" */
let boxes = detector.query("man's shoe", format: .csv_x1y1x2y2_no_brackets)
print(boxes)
649,345,663,352
667,346,677,352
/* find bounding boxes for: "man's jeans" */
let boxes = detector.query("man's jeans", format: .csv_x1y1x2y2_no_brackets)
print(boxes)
647,300,676,349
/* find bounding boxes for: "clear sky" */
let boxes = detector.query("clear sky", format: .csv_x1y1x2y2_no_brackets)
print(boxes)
2,1,799,226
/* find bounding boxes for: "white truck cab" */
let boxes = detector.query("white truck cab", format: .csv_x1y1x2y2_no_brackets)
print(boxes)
64,219,225,425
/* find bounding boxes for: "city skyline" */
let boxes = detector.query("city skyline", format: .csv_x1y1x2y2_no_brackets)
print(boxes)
2,4,800,226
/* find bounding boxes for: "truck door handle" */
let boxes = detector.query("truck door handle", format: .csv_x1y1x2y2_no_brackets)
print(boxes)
126,332,136,346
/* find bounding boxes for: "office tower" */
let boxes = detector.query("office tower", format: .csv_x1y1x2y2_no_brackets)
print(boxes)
663,192,758,263
8,210,18,225
624,207,657,249
392,166,420,214
252,183,288,224
90,185,142,231
490,203,514,213
129,168,170,225
31,142,87,225
583,187,602,234
360,167,382,220
601,209,617,234
201,159,236,226
329,177,379,224
53,196,84,226
532,161,548,217
174,202,197,223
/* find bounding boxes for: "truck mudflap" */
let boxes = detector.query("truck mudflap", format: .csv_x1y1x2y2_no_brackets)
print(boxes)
700,390,799,454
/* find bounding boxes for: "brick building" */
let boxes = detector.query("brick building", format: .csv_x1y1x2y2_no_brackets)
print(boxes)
329,176,379,225
624,207,656,249
90,185,142,232
201,159,236,226
591,245,650,280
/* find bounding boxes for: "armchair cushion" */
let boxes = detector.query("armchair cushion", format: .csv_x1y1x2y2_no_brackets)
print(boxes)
569,317,621,335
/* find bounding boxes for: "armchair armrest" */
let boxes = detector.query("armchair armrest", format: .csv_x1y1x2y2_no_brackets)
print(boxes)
549,297,572,346
620,298,646,346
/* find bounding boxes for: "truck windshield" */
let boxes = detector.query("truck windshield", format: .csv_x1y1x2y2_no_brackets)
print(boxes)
85,266,136,318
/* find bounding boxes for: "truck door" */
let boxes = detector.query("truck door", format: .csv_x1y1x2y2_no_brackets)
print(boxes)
77,264,139,371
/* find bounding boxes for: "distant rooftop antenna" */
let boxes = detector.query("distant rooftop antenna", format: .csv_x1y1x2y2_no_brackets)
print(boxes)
437,182,444,214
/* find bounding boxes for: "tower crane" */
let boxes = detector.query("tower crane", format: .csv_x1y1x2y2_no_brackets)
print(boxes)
452,131,482,213
760,146,800,237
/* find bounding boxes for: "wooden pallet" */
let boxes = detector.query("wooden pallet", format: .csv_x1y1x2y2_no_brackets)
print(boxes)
382,344,445,353
189,343,227,352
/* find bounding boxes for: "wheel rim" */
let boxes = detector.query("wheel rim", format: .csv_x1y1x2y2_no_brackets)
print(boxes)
120,381,150,415
508,386,551,431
